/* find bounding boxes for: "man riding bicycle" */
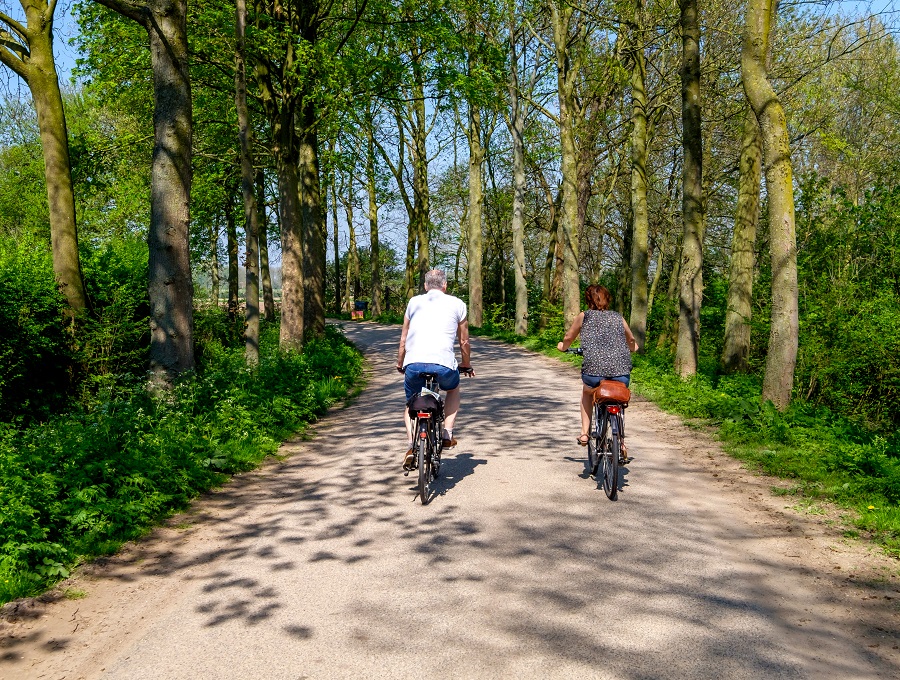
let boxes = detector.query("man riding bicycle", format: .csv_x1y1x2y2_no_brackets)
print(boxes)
396,269,474,469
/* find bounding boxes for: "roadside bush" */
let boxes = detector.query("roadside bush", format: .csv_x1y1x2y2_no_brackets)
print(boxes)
0,322,363,604
0,235,71,420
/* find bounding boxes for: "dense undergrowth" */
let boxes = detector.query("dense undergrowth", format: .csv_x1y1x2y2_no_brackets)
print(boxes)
0,236,364,604
0,321,362,604
470,308,900,556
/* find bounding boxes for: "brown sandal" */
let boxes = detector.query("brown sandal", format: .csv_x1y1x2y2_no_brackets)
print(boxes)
576,434,589,446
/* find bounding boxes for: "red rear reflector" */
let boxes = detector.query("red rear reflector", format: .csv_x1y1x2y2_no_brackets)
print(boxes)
419,431,427,438
417,412,431,418
608,406,621,414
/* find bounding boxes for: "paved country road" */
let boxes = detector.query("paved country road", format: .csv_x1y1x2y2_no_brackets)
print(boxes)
2,322,900,679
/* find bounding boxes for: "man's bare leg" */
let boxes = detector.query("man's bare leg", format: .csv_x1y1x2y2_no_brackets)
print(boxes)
443,386,460,432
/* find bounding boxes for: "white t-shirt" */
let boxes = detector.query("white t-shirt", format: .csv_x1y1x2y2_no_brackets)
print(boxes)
403,289,467,369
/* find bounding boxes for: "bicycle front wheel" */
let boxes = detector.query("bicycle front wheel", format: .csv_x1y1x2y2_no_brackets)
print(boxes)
601,428,619,501
417,437,431,504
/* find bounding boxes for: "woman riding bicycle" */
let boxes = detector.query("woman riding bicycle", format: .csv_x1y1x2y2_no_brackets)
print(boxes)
557,285,639,447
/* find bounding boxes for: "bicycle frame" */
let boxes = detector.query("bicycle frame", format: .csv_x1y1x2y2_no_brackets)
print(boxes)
592,402,624,442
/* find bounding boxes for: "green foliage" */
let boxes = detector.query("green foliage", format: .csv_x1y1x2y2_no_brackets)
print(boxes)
0,235,71,419
77,235,150,401
794,180,900,428
0,321,363,604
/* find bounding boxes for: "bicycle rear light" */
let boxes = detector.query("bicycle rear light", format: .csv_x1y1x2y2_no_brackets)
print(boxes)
607,405,621,414
417,412,431,418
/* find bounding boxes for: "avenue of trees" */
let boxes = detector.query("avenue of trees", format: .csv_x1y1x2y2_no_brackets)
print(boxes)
2,0,900,427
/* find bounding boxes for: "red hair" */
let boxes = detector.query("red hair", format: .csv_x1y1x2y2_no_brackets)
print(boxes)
585,285,611,310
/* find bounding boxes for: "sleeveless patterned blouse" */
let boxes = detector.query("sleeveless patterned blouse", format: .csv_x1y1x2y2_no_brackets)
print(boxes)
580,309,632,377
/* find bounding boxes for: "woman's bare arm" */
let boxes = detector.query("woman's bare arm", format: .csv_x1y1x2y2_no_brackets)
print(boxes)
557,312,585,351
622,318,639,353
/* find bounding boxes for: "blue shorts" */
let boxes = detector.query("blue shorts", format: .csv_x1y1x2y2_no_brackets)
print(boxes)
582,374,630,388
404,363,460,400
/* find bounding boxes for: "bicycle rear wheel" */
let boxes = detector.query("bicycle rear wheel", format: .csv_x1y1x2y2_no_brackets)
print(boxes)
601,427,619,500
417,437,431,504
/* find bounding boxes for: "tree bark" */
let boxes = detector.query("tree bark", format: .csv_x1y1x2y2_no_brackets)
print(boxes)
209,218,220,306
628,0,650,353
256,170,275,320
92,0,196,379
365,120,382,316
721,108,761,373
235,0,259,363
343,192,360,310
507,10,528,336
550,1,581,329
674,0,703,377
467,100,484,327
277,140,305,348
225,194,239,320
742,0,798,409
411,65,430,293
331,173,342,314
299,114,325,337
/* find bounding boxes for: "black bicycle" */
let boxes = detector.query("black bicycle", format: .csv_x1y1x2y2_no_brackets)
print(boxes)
404,368,474,504
566,348,629,500
405,373,445,504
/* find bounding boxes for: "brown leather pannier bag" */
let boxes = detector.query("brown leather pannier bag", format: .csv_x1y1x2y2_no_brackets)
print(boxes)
592,380,631,405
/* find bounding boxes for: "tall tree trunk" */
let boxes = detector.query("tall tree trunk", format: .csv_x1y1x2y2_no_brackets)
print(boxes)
299,114,325,337
743,0,798,409
1,1,87,314
674,0,703,377
647,241,664,313
616,219,633,315
628,0,650,352
467,101,485,327
225,194,239,320
343,193,360,310
550,1,582,328
250,10,302,346
147,4,194,378
256,170,275,320
277,140,305,348
657,239,682,351
209,217,220,306
94,0,196,379
721,108,761,373
91,0,196,378
411,77,430,292
542,229,555,304
405,223,417,300
331,174,342,314
507,13,528,336
366,124,382,316
235,0,259,363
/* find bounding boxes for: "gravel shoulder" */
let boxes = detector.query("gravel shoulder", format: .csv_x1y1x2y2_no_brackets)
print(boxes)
2,321,899,679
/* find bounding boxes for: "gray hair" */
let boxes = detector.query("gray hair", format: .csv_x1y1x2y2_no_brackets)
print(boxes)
424,269,447,291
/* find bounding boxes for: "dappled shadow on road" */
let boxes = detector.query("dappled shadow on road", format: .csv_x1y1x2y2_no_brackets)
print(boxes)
3,323,898,678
